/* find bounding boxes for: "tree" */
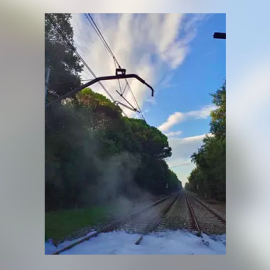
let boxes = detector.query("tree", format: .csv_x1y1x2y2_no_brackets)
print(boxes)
45,13,83,100
187,82,226,201
167,170,182,192
46,86,177,210
184,182,190,190
45,14,179,212
210,82,226,139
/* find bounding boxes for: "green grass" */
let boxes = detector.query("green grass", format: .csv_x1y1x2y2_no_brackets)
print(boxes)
45,204,119,242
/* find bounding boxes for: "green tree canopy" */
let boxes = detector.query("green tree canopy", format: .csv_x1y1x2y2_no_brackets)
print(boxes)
45,13,83,99
210,82,226,139
45,14,181,212
46,87,179,210
186,82,226,201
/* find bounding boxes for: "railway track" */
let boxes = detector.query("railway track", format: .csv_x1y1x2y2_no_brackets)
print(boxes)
184,191,226,237
133,193,180,245
189,194,226,224
185,194,202,237
51,191,225,254
52,192,180,255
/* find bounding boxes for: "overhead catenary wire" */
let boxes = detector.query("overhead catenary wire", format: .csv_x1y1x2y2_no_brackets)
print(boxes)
114,58,123,95
84,13,139,113
46,14,133,116
46,14,114,102
84,13,124,100
127,82,145,120
85,13,146,121
48,78,93,85
84,14,121,67
86,13,145,120
45,73,154,109
122,81,128,96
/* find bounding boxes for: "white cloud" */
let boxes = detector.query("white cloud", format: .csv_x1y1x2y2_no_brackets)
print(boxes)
145,97,157,105
70,14,209,185
159,73,175,89
143,107,150,114
156,14,184,54
158,104,216,132
183,14,207,33
186,104,216,119
161,44,189,69
70,14,205,117
167,133,212,184
174,133,213,143
158,112,185,132
164,130,182,137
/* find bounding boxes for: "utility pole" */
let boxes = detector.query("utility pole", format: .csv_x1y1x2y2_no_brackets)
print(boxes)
45,67,51,104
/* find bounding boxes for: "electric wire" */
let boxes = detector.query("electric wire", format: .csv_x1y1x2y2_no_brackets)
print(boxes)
46,14,132,115
85,13,146,121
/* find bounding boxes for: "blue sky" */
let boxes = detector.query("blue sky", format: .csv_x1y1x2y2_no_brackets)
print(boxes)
148,14,225,133
71,13,226,185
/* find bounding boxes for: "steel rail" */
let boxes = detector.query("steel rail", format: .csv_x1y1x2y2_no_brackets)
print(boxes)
185,194,202,237
189,194,226,224
134,193,181,245
52,193,175,255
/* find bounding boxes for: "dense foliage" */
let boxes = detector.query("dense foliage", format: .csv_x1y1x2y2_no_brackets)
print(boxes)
45,14,182,211
185,83,226,201
45,13,83,100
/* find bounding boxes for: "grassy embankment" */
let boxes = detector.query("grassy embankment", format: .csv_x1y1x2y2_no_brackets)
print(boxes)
45,204,127,243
